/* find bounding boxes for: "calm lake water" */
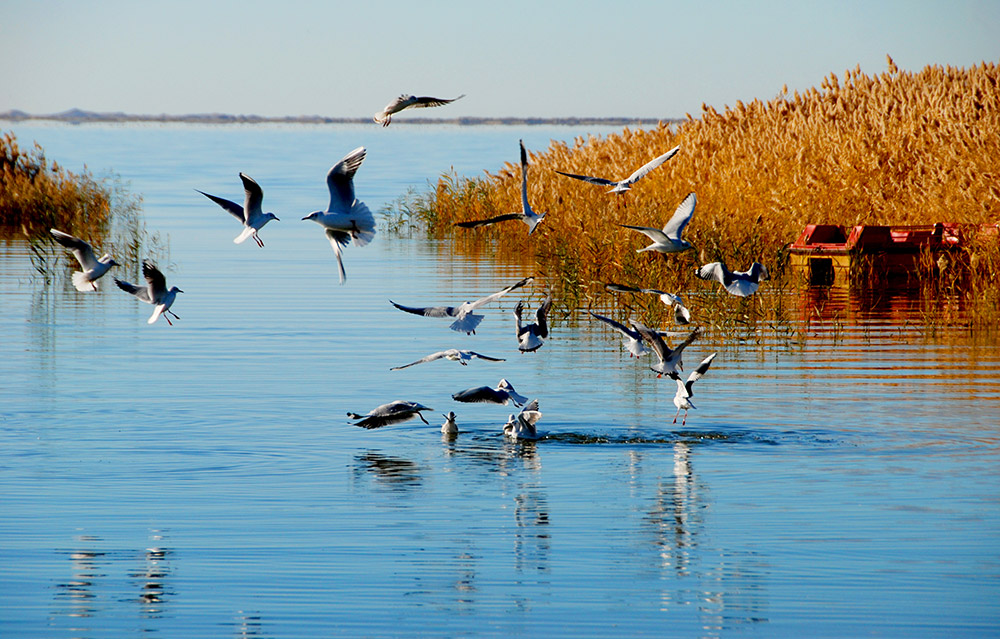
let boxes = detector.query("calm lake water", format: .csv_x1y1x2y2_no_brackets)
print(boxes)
2,122,999,638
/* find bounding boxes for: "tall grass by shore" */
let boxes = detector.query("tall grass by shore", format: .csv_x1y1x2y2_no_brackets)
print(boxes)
1,130,164,284
401,57,1000,331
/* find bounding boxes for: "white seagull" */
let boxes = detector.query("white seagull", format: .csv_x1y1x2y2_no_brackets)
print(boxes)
373,93,465,127
441,411,459,435
196,173,279,247
630,322,701,377
390,349,505,371
114,260,183,325
454,140,545,234
302,147,377,284
605,282,691,324
452,379,529,407
620,192,697,253
390,276,532,335
669,353,717,425
49,228,119,291
503,399,543,441
347,401,434,429
554,145,680,194
514,292,552,353
695,261,769,296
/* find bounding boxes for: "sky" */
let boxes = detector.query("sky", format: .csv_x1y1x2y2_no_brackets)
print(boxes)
2,0,998,120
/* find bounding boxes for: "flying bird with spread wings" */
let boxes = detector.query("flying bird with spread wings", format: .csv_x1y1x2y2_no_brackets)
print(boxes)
555,146,680,194
373,93,465,127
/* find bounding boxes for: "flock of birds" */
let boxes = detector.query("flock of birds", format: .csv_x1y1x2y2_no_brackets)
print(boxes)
46,92,771,439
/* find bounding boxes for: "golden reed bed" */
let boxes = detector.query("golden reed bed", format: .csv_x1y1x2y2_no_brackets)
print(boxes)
410,57,999,331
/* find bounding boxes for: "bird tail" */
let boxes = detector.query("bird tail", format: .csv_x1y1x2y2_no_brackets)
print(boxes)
71,271,94,291
234,227,256,244
148,305,165,325
349,202,377,247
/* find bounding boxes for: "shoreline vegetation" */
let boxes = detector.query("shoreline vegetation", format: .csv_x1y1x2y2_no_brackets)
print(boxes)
0,109,670,128
1,131,164,285
390,57,1000,336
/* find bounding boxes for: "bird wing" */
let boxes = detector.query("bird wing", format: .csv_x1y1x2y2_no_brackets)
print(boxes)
674,303,692,325
687,353,717,386
622,145,680,186
390,300,457,318
695,262,730,286
324,229,349,284
326,146,366,212
410,94,465,109
620,224,670,245
50,228,98,270
662,192,697,240
534,294,553,338
114,278,151,303
589,311,639,340
553,170,616,187
453,213,523,228
629,320,669,363
196,189,245,222
390,351,448,370
467,351,505,362
452,386,502,404
466,277,533,312
142,261,167,300
240,173,264,222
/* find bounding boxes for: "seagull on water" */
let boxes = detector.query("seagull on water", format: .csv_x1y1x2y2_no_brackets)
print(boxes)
669,353,717,425
620,192,696,254
302,147,376,284
441,411,459,435
514,291,552,353
452,379,529,407
347,401,434,429
605,282,691,324
695,261,769,296
114,260,183,325
49,228,119,291
503,399,543,441
390,276,532,335
554,145,680,194
630,322,701,377
454,140,545,234
373,93,465,127
196,173,279,247
390,349,505,371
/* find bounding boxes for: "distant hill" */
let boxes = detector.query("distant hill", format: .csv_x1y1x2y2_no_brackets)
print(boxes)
0,108,673,127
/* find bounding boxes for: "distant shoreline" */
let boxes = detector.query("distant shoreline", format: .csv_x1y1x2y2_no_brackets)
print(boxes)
1,108,675,127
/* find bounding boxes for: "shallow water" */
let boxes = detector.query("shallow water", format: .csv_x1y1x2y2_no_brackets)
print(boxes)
2,122,999,637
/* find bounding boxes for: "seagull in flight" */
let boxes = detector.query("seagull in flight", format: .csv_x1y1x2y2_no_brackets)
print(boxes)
452,379,529,407
555,145,680,194
454,140,545,234
196,173,279,247
695,261,769,296
669,353,717,425
49,228,118,291
514,291,552,353
390,276,532,335
114,260,183,325
374,93,465,127
503,399,543,441
620,192,696,253
302,147,376,284
347,401,434,429
390,349,505,371
589,311,666,358
630,322,701,377
605,282,691,324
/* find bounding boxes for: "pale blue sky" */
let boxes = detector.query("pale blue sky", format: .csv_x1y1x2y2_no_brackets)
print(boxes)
2,0,997,119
